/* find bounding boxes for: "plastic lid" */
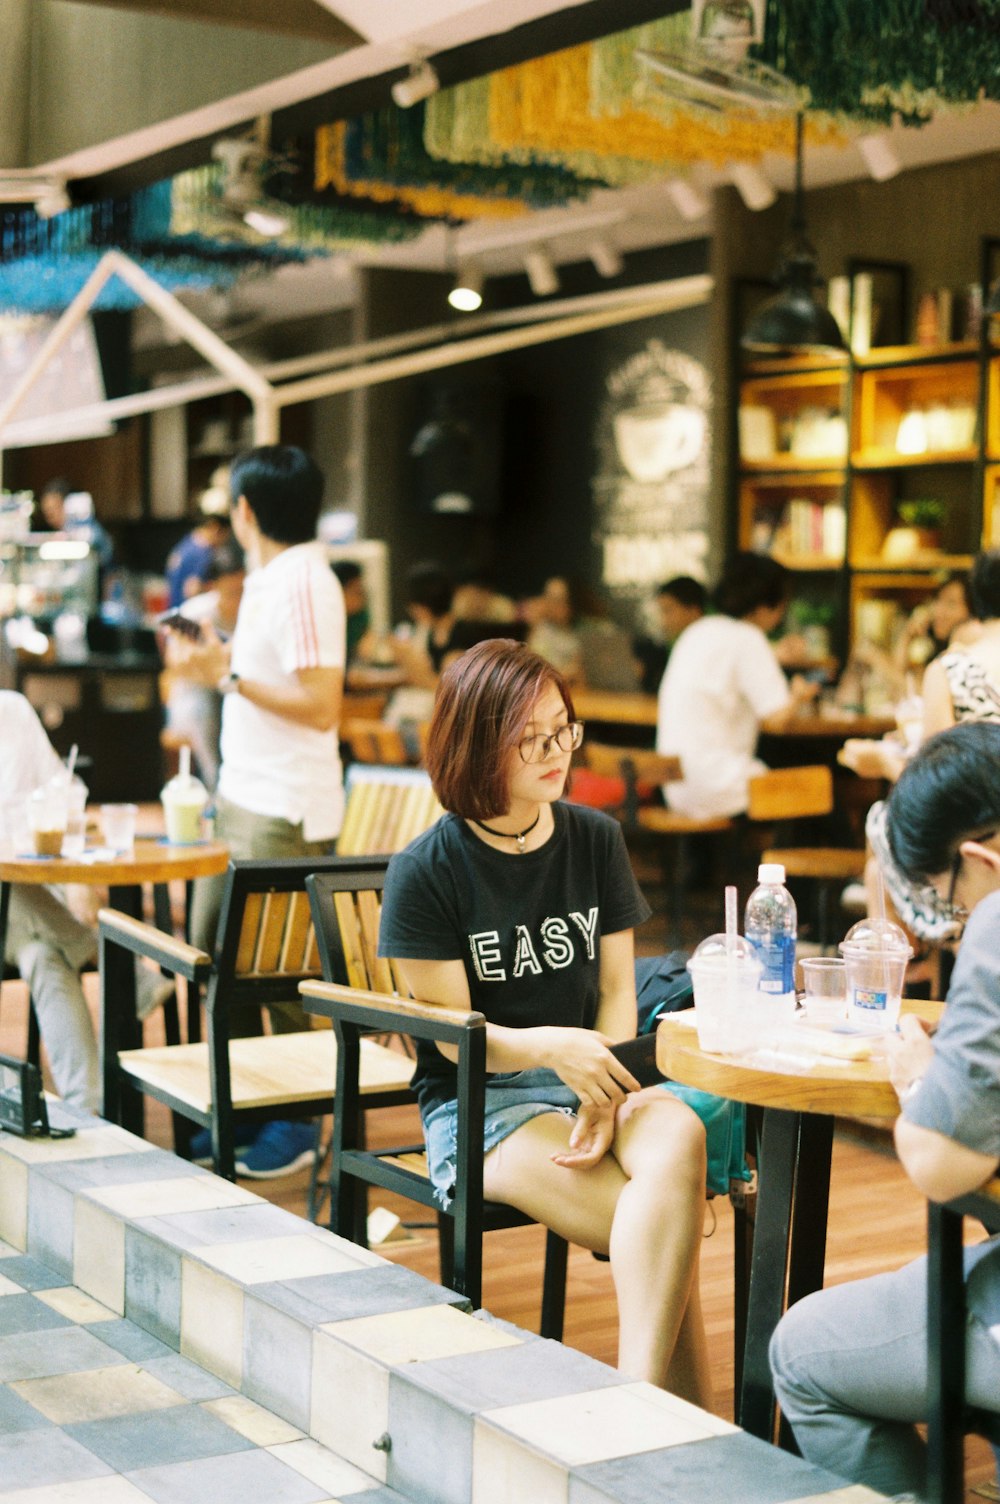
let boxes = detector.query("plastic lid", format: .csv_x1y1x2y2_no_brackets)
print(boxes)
839,916,912,957
691,933,761,966
162,772,208,800
757,863,786,884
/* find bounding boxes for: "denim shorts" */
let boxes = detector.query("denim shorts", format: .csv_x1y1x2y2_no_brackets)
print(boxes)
422,1067,579,1208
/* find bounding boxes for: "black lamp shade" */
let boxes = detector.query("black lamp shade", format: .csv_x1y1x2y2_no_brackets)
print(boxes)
742,250,849,356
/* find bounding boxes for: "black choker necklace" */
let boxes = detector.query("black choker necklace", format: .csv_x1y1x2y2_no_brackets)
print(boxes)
472,810,540,853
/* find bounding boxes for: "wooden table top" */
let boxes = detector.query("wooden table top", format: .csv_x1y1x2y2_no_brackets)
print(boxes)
572,691,895,740
0,837,230,887
656,1000,944,1121
574,689,658,726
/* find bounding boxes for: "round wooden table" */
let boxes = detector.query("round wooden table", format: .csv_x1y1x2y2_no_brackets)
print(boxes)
0,835,230,1057
657,1003,943,1444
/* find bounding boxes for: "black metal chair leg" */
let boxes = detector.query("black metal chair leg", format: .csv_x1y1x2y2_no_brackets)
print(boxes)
437,1211,456,1292
540,1231,568,1340
26,996,41,1070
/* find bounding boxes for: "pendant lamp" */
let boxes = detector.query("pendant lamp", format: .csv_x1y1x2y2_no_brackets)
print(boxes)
741,113,848,357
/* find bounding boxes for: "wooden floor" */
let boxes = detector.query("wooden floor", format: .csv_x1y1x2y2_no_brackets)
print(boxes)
1,859,995,1500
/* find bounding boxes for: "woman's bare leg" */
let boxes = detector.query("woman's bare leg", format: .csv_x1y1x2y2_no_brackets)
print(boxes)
481,1090,710,1402
609,1089,712,1407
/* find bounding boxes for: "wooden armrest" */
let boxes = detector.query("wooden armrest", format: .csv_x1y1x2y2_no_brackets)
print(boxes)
98,907,213,982
584,743,680,786
300,978,482,1036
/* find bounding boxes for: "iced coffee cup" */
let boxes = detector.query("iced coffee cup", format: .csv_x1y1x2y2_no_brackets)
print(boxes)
687,934,761,1055
161,746,208,845
839,917,912,1032
27,783,68,858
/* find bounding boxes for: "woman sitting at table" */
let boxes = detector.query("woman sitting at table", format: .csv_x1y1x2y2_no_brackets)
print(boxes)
656,553,817,820
377,638,712,1403
770,720,1000,1500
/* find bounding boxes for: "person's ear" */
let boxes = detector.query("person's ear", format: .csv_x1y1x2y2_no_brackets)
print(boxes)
958,837,1000,876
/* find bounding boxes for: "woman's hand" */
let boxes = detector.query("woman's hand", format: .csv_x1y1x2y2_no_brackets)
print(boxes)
538,1026,640,1107
550,1102,616,1170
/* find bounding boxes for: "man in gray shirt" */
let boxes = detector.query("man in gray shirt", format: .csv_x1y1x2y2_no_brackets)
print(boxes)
770,720,1000,1499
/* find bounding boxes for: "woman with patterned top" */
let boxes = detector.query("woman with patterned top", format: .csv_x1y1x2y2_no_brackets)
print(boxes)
378,638,712,1404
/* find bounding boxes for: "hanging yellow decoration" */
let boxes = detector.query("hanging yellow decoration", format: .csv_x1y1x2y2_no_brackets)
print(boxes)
316,121,529,220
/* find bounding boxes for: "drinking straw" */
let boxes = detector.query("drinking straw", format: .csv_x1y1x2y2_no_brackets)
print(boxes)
65,744,78,782
725,885,738,954
179,744,191,781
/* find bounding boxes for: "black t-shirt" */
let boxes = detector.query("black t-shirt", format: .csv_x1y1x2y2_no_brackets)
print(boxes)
377,800,651,1115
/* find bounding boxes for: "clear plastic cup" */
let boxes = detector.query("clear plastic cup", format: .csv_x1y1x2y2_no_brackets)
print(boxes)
839,917,912,1032
100,803,138,854
161,771,208,845
799,956,848,1027
61,777,88,858
688,934,762,1055
27,783,68,857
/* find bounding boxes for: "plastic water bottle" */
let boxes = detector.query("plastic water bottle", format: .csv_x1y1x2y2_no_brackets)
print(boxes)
744,862,797,1020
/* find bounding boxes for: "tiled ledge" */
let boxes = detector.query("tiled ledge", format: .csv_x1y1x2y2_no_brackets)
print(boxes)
0,1104,889,1504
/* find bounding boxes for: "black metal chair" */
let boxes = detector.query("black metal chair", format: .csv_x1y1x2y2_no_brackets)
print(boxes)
99,855,414,1182
925,1176,1000,1504
302,868,569,1339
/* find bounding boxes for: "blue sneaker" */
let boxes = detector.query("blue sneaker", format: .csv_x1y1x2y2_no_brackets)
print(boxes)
188,1123,256,1167
235,1120,317,1180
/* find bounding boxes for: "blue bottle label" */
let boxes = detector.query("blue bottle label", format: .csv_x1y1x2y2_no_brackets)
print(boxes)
749,933,796,994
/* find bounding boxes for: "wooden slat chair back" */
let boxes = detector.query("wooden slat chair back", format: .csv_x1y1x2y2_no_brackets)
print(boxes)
99,855,414,1182
302,870,569,1338
336,765,444,857
750,765,866,951
340,718,411,767
925,1176,1000,1504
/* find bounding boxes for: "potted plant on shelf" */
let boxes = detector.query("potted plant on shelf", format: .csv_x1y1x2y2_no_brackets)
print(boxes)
881,498,946,562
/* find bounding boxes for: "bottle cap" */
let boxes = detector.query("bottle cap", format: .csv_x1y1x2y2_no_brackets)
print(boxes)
757,863,785,884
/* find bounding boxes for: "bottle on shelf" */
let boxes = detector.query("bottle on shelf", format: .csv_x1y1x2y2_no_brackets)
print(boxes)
744,863,798,1021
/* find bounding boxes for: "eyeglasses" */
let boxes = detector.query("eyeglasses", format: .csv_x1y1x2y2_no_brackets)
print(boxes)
517,720,584,764
943,828,999,920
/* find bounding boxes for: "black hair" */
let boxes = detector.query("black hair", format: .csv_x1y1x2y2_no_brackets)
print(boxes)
406,562,453,618
229,446,324,545
886,721,1000,881
41,477,72,498
332,560,363,588
968,553,1000,622
713,553,788,619
657,575,706,612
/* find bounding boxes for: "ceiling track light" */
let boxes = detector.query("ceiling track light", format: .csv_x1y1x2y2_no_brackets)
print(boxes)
448,263,483,313
589,239,624,278
857,133,902,182
742,112,849,358
729,160,777,212
391,56,440,109
667,177,710,222
0,177,71,217
525,246,559,297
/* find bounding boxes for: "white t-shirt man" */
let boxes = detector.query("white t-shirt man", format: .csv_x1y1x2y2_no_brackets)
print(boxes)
218,540,346,841
0,691,65,812
656,615,790,819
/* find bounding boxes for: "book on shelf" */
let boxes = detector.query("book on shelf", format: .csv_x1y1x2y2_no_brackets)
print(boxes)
767,498,846,561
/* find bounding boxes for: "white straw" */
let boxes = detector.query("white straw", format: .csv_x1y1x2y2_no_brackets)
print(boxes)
66,744,78,781
725,886,738,955
179,745,191,781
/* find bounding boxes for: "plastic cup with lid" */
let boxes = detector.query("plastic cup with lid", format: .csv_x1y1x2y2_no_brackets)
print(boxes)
27,782,68,857
161,745,208,845
839,916,912,1032
61,775,89,858
687,933,762,1055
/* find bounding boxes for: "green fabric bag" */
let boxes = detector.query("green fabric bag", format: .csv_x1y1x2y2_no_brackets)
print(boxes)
657,1082,752,1197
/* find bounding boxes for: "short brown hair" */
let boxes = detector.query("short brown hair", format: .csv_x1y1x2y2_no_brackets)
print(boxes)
425,639,574,820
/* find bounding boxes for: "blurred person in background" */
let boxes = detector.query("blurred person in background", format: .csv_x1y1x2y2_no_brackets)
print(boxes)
657,554,817,820
38,477,114,571
525,575,585,684
165,473,231,608
633,576,707,694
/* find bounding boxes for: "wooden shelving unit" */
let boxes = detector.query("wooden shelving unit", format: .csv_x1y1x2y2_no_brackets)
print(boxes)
736,333,992,660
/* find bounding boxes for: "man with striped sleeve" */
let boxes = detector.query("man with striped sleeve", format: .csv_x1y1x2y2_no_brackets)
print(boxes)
167,444,345,1177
